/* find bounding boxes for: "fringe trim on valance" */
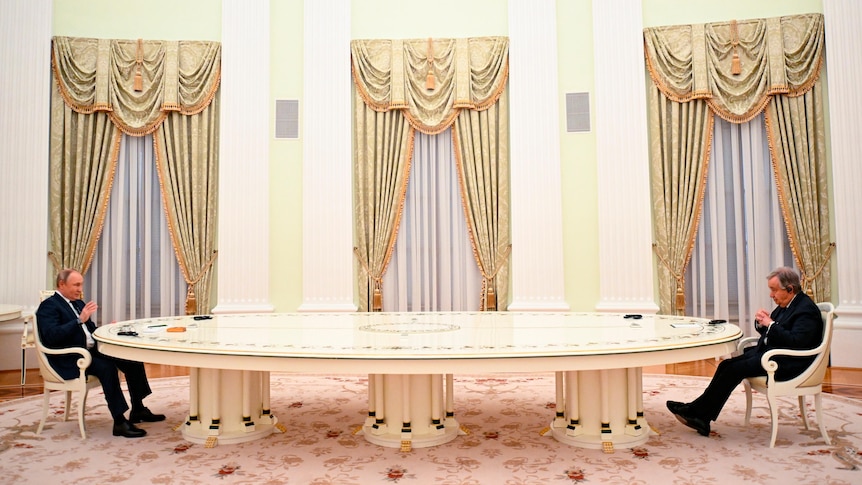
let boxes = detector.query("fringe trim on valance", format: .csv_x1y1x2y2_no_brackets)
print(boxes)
51,37,221,137
350,37,509,134
643,13,824,124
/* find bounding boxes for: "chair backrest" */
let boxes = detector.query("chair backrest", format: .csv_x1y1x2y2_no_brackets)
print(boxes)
32,314,68,384
797,302,835,388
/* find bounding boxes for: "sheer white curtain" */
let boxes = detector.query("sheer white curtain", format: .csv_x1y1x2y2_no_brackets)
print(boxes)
382,129,482,312
84,135,185,324
686,115,794,337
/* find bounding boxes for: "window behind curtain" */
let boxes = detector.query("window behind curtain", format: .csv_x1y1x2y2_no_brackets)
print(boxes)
84,135,185,324
686,116,794,338
382,129,482,312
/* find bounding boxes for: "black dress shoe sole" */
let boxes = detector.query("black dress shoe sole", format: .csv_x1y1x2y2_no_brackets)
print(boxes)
129,415,166,424
113,429,147,438
675,413,710,436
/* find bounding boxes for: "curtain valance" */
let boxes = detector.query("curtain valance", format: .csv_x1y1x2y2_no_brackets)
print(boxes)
351,36,508,134
644,13,823,123
52,36,221,136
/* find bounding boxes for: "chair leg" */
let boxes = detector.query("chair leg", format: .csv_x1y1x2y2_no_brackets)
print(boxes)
743,381,753,426
77,389,89,439
20,349,27,386
63,390,72,422
814,393,831,445
768,395,779,448
36,389,51,435
798,395,810,430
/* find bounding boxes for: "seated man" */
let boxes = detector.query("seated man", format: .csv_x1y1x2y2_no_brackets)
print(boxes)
667,266,823,436
36,268,165,438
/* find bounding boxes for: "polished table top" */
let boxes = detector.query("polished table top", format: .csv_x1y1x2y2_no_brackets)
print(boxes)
0,304,23,322
94,312,742,374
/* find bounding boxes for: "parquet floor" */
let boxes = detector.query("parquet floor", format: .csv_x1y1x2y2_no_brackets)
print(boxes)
2,361,861,403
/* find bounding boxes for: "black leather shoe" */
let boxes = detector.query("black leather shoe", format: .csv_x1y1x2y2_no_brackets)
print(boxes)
113,420,147,438
666,400,689,415
671,411,711,437
129,407,166,423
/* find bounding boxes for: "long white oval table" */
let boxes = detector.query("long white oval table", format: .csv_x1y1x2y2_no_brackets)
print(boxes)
94,312,741,451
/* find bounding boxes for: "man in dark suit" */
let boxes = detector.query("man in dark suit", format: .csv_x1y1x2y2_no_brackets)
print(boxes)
36,268,165,438
666,266,823,436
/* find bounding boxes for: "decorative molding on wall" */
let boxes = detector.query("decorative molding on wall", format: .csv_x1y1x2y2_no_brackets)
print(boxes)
823,0,862,367
0,0,51,310
506,0,569,312
213,0,274,314
592,0,659,314
299,0,356,312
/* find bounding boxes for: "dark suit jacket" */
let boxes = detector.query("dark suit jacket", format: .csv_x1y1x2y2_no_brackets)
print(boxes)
753,291,823,379
35,292,97,380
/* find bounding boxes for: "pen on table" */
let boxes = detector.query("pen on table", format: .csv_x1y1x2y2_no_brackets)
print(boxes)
148,324,168,328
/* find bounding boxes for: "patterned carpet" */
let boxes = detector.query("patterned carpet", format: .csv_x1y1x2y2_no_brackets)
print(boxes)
0,373,860,484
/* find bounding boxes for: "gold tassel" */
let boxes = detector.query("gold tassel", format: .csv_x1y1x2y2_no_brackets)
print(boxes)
372,286,383,312
729,20,741,76
674,285,685,314
134,38,144,91
185,286,197,315
485,286,497,311
425,37,435,91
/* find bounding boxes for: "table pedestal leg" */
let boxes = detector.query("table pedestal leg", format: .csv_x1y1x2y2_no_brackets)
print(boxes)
361,373,463,449
182,368,278,446
550,368,651,450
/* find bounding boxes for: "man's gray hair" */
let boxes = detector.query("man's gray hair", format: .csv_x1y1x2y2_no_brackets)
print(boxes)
56,268,80,287
767,266,801,294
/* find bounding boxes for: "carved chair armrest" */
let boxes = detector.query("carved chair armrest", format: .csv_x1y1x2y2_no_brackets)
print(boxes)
759,344,826,374
39,346,93,380
736,336,759,355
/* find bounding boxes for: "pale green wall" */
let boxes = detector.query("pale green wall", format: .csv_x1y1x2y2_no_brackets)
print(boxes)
557,0,599,310
53,0,221,39
351,0,508,38
52,0,829,313
642,0,822,27
269,1,304,312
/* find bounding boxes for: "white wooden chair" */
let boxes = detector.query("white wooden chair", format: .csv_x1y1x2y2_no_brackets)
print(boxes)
32,292,101,439
739,302,835,447
20,312,35,385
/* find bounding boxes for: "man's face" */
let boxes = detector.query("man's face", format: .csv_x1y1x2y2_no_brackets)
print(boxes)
58,271,84,301
767,276,793,307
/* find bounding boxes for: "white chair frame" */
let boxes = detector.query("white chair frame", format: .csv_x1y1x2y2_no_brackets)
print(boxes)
739,301,835,448
32,312,101,439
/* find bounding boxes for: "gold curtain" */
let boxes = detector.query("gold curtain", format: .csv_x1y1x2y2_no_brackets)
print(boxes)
50,36,221,313
351,37,510,311
644,13,830,311
48,82,122,274
452,89,511,311
352,90,414,312
647,88,713,315
765,88,831,301
154,103,220,315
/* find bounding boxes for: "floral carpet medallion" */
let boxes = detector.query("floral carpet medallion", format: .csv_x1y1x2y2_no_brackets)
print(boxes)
0,374,860,484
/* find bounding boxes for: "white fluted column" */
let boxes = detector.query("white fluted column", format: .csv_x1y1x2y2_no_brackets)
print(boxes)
823,0,862,367
592,0,658,314
0,0,51,310
299,0,355,312
507,0,568,311
213,0,274,314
